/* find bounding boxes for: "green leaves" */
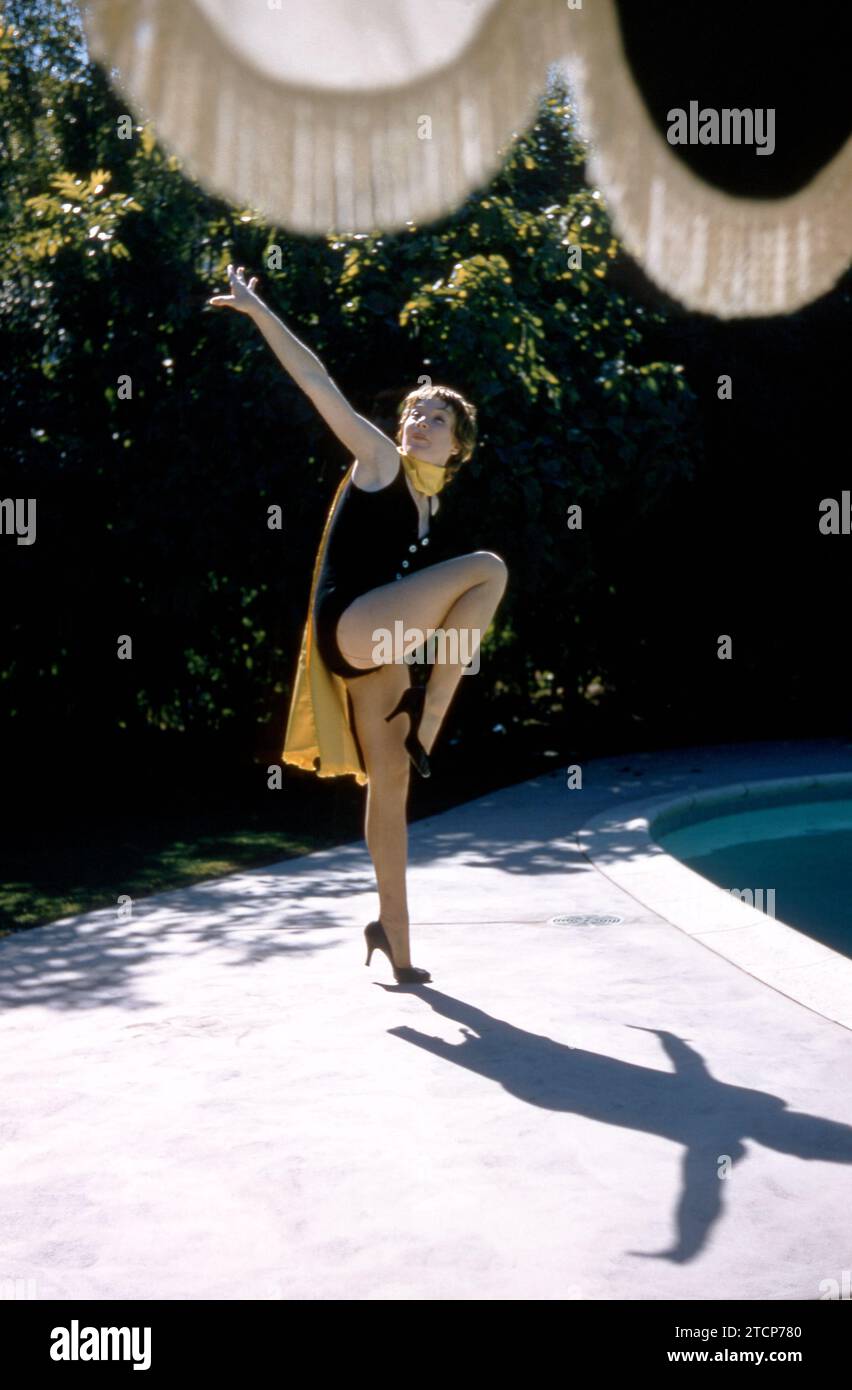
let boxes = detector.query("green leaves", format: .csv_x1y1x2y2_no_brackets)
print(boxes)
0,26,701,747
15,166,141,266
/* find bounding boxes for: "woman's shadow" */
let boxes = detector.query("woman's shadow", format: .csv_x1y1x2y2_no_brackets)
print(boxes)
382,987,852,1263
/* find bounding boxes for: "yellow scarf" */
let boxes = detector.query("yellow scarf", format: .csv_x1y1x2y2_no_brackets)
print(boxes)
281,446,449,783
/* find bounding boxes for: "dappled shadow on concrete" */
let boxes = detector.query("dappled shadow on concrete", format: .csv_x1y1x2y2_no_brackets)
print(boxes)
382,989,852,1263
0,786,653,1013
0,797,599,1011
0,869,368,1012
7,740,852,1013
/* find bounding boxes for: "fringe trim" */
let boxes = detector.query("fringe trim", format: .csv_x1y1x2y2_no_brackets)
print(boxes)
79,0,852,316
564,0,852,317
79,0,569,235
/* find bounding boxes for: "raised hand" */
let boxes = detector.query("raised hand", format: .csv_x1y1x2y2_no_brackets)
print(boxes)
208,263,261,315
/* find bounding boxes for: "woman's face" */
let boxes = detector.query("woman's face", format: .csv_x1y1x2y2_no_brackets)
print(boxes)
402,398,458,467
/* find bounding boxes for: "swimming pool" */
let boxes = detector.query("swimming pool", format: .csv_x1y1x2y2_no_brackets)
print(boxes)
577,768,852,1029
652,775,852,958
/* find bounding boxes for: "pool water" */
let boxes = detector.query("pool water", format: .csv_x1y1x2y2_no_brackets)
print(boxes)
655,797,852,958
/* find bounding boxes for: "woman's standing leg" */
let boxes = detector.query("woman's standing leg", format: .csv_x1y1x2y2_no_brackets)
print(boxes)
346,661,417,969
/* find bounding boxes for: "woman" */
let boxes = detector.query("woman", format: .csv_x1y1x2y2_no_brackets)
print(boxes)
209,265,508,984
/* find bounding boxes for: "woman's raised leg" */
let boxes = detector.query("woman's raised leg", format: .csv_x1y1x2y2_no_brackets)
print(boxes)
417,557,508,752
337,551,509,754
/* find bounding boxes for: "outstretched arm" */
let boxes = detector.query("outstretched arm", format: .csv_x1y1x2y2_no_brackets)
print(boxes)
208,264,396,478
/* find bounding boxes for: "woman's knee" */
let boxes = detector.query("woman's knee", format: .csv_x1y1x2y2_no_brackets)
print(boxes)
474,550,508,591
355,713,411,788
367,746,410,793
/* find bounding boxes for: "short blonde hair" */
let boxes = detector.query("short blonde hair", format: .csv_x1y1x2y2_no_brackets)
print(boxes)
396,384,477,484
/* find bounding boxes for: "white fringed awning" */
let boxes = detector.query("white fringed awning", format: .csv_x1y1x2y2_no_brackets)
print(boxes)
79,0,852,318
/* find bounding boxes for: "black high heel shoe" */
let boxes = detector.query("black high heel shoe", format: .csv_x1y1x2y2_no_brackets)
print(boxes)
364,921,431,984
385,684,431,778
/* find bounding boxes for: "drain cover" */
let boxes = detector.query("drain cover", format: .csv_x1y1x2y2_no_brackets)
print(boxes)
549,913,623,926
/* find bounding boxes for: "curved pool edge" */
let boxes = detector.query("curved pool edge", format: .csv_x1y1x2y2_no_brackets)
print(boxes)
574,775,852,1032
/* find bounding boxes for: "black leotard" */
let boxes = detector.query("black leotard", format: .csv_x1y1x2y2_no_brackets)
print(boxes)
313,456,441,679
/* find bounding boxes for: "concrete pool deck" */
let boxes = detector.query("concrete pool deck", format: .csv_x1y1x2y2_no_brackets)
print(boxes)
3,738,852,1301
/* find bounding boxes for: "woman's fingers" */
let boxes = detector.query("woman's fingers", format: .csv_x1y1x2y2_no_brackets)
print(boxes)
208,263,256,309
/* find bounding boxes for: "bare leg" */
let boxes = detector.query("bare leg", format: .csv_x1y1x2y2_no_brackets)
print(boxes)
337,550,509,757
418,568,507,754
346,661,416,969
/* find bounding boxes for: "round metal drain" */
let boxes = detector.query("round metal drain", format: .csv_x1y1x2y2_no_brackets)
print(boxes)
549,913,623,926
